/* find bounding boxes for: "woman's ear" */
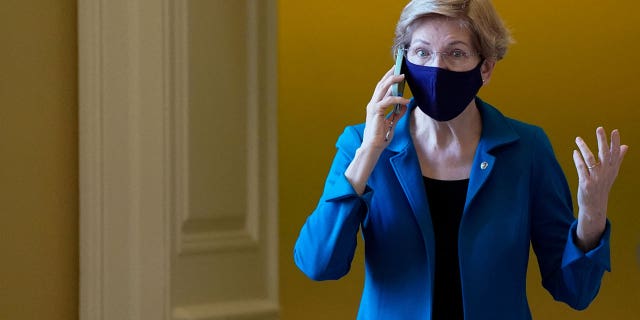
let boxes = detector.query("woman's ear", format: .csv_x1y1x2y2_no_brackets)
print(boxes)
480,59,496,85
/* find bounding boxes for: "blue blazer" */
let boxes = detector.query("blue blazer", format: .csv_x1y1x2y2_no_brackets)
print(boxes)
294,99,611,319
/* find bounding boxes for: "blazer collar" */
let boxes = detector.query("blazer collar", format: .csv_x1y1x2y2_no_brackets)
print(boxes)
387,97,520,155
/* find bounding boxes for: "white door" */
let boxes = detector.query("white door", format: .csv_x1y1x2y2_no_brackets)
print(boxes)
79,1,279,319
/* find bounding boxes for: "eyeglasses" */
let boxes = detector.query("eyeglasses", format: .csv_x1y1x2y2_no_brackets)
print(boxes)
404,47,481,69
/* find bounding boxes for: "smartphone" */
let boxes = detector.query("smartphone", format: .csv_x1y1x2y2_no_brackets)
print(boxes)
390,47,405,115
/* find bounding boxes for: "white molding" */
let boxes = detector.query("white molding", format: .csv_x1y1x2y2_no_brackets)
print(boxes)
79,0,279,319
260,0,280,304
173,0,267,256
180,230,259,255
78,0,105,317
173,300,279,320
79,0,172,319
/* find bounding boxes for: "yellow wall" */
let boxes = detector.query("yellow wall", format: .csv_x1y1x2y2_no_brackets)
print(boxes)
279,0,639,319
0,1,78,319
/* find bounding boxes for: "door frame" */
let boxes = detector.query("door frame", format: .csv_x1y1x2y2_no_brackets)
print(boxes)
78,0,279,319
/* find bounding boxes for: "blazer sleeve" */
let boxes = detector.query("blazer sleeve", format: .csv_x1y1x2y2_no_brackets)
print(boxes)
293,125,372,281
529,127,611,310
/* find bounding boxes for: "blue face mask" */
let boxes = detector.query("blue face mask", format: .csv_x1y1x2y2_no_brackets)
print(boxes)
403,58,484,122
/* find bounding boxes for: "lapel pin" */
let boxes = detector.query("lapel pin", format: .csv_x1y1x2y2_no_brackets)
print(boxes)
480,161,489,170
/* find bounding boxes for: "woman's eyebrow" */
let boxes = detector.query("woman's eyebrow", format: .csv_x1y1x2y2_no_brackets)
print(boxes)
410,39,430,46
410,39,471,48
446,40,471,47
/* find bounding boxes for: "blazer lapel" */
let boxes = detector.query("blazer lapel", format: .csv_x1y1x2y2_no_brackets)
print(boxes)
387,104,436,281
464,99,520,212
390,148,434,243
465,147,496,212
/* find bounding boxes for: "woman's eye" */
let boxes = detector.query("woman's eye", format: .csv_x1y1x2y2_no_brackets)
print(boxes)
416,49,431,58
450,49,465,58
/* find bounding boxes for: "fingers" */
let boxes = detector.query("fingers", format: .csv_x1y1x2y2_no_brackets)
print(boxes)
367,95,410,117
613,130,629,167
372,66,406,104
363,67,411,145
576,127,612,168
372,67,394,102
382,96,411,111
609,129,621,162
575,127,630,178
596,127,610,165
573,149,588,180
575,136,598,169
590,127,629,166
620,144,629,161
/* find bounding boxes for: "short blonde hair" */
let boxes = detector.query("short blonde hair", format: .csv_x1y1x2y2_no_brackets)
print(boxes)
393,0,513,60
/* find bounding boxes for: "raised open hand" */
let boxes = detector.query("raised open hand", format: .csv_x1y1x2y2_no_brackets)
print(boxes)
573,127,629,251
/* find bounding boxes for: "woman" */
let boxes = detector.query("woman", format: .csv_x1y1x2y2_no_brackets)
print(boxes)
293,0,629,319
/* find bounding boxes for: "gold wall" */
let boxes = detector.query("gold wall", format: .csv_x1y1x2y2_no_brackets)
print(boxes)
279,0,640,319
0,1,78,319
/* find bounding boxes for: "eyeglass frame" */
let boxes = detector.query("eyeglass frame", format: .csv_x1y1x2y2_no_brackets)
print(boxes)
400,46,483,69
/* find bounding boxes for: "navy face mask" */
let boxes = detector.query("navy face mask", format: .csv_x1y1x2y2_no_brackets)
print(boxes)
403,58,484,122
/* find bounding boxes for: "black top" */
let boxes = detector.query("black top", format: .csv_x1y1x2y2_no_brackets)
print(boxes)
423,176,469,320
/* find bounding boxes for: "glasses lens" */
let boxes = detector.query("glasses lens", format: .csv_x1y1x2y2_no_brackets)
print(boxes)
406,47,477,69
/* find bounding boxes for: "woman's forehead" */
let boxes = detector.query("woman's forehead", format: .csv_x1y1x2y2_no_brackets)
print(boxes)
410,17,473,46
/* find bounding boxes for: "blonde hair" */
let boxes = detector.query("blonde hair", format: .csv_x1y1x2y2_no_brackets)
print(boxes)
393,0,513,60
